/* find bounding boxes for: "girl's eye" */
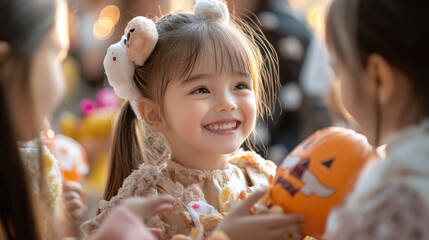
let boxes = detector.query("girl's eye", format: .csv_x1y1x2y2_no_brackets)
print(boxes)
235,83,250,90
191,87,210,94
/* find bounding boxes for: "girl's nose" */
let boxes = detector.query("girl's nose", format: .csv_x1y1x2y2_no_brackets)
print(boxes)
215,95,237,112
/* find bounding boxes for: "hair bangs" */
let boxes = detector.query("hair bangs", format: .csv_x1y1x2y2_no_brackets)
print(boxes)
204,23,251,78
153,21,252,85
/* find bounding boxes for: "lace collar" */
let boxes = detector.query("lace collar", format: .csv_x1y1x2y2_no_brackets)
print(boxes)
165,159,237,183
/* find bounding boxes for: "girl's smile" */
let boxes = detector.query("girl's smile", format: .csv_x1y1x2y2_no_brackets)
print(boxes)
203,119,241,135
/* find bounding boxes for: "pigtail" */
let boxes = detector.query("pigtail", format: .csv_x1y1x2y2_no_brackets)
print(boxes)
103,101,143,201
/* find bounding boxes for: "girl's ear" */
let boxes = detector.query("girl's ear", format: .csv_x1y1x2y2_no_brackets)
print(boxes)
0,41,11,67
0,41,10,61
366,54,395,106
137,98,166,130
0,41,11,84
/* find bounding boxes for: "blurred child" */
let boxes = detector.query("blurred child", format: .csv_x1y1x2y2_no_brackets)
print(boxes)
0,0,174,239
324,0,429,238
81,0,304,239
0,0,76,238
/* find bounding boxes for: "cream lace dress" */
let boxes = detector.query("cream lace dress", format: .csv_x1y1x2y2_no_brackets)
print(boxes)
81,150,276,240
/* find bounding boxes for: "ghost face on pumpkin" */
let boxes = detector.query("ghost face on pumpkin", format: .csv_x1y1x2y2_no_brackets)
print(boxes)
277,155,336,198
271,127,372,237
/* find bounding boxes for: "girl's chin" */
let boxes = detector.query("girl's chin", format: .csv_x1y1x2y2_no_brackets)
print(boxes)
204,145,241,155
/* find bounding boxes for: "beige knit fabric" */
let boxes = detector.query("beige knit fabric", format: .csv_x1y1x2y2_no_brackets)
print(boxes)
81,150,276,240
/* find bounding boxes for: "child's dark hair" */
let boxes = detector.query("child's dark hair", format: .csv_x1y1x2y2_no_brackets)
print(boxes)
0,0,56,239
103,10,278,201
326,0,429,115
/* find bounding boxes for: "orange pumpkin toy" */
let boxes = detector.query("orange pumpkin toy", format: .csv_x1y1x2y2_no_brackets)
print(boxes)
270,127,372,238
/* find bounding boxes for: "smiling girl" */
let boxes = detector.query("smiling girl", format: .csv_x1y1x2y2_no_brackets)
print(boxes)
81,0,304,239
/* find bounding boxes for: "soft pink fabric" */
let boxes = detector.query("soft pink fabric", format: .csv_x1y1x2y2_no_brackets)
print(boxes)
92,206,155,240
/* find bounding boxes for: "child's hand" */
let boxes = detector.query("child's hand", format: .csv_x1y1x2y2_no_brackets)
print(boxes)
62,180,86,222
216,190,305,240
121,195,174,236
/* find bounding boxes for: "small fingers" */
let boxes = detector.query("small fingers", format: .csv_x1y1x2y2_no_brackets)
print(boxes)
231,189,267,216
144,195,174,213
153,203,173,215
267,225,303,240
63,181,85,198
62,190,82,201
263,214,305,228
65,197,85,212
142,196,174,221
62,191,85,209
68,207,84,221
122,195,174,221
63,181,83,192
148,228,162,236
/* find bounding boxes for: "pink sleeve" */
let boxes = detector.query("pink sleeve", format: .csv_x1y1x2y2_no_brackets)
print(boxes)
91,206,156,240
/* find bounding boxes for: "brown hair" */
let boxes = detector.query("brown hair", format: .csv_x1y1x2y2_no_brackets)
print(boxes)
326,0,429,113
103,10,278,201
326,0,429,145
0,0,56,239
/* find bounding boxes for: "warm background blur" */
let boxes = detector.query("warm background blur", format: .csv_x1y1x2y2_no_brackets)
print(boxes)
53,0,343,236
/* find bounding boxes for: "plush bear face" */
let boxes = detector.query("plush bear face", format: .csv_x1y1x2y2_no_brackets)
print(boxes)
124,16,158,66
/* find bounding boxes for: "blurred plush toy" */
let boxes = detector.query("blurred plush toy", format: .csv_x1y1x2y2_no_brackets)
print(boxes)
60,87,120,193
270,127,372,238
44,130,89,182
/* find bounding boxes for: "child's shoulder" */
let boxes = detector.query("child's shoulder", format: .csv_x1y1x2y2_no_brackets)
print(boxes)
118,162,169,196
228,149,276,186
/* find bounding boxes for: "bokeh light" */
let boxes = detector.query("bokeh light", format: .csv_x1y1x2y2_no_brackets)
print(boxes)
93,5,120,40
307,3,326,37
99,5,120,25
93,18,114,40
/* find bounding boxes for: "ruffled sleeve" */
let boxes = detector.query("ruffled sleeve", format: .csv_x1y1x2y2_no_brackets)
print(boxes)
81,163,168,239
326,183,429,239
228,150,276,186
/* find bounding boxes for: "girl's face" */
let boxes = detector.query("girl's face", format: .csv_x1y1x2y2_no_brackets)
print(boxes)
329,50,378,144
30,0,69,129
161,50,257,160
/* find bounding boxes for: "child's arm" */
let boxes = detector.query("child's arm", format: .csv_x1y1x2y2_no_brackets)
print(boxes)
62,180,85,222
80,164,168,239
215,190,305,240
55,180,86,238
91,196,173,240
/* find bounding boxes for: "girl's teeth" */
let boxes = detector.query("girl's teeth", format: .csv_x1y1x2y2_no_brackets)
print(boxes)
206,122,237,131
